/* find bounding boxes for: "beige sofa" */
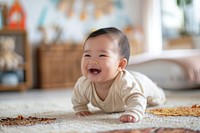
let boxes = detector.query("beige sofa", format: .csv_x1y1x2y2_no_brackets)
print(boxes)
127,49,200,89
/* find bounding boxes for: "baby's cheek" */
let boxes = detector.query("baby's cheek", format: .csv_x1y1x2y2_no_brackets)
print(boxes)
81,66,86,76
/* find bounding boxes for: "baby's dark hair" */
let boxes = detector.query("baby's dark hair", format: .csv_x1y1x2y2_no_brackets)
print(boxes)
84,27,130,63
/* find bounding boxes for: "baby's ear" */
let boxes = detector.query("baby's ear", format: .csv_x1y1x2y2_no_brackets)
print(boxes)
118,58,127,71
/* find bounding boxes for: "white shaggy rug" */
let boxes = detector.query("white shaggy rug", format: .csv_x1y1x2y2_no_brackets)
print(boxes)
0,89,200,133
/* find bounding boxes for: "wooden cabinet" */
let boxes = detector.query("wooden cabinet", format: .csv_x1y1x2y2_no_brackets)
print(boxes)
37,44,82,89
0,29,32,91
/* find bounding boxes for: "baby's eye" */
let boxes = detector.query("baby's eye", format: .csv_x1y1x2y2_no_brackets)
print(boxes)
99,55,107,57
84,54,90,57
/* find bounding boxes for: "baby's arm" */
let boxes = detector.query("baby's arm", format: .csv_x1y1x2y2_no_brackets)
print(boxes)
120,83,147,122
122,94,147,123
72,77,91,115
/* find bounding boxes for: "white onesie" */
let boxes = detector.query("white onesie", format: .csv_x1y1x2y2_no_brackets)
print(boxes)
72,69,166,121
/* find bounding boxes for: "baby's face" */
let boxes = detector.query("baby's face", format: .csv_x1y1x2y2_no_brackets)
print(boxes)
81,35,122,84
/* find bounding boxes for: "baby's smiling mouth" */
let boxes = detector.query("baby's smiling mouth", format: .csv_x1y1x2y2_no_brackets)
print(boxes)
89,68,101,74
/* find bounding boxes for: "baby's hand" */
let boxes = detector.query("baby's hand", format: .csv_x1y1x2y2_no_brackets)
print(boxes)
75,111,92,116
119,115,137,123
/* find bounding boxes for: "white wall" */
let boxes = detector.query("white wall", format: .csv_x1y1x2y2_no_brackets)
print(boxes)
142,0,163,54
123,0,143,26
0,0,144,44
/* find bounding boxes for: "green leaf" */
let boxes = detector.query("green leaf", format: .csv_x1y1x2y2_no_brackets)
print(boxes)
177,0,192,7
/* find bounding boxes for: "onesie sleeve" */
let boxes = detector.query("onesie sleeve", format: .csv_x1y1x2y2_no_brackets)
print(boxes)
71,77,90,112
119,72,147,122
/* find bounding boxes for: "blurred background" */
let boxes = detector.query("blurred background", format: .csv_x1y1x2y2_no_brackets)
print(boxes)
0,0,200,91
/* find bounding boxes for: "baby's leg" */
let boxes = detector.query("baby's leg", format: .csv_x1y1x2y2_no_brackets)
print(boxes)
131,72,166,106
146,86,166,106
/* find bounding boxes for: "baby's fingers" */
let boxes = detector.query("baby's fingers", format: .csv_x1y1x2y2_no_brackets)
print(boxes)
75,111,92,116
119,115,136,123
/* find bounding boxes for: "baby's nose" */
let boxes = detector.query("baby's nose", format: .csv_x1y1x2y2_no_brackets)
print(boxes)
89,59,98,65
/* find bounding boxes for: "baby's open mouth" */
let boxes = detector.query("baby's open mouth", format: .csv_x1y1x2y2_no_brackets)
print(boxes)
89,68,101,74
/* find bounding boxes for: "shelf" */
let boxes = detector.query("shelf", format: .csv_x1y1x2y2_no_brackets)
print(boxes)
0,29,32,91
0,83,28,91
164,35,194,50
0,28,26,34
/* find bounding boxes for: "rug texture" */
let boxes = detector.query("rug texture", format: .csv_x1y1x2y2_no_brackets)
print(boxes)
0,89,200,133
101,128,200,133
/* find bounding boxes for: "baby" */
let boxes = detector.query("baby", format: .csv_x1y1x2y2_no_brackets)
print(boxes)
71,27,166,123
